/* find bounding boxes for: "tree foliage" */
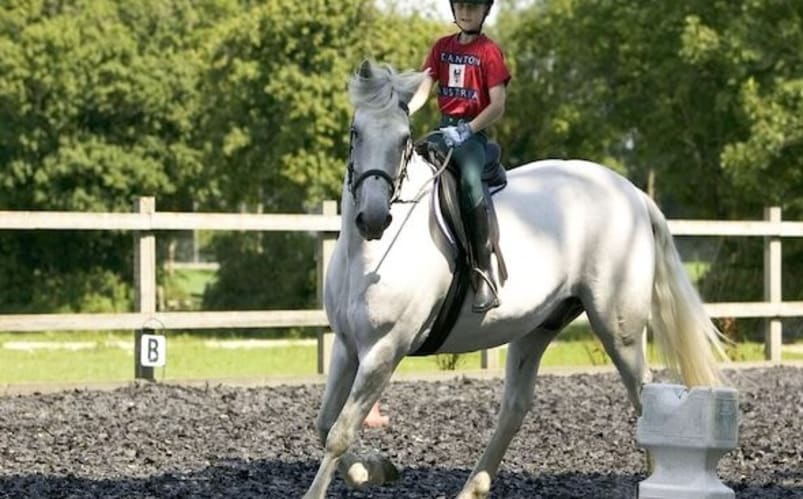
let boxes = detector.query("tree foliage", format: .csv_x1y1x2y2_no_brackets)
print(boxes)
195,1,443,311
498,0,803,220
196,0,443,212
1,0,801,319
0,0,223,312
495,1,803,327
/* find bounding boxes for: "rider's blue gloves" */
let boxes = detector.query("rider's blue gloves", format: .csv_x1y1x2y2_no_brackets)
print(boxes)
441,122,473,147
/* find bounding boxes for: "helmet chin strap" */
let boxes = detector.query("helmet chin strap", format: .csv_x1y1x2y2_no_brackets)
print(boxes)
457,23,482,35
455,18,486,35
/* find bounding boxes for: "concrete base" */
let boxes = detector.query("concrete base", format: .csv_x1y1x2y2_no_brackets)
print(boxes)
637,383,739,499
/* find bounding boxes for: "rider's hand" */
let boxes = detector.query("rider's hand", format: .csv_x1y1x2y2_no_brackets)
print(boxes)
440,122,473,147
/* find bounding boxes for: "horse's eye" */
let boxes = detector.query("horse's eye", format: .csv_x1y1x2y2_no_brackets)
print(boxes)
400,134,410,148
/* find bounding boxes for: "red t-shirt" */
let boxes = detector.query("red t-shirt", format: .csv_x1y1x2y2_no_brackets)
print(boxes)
423,33,511,119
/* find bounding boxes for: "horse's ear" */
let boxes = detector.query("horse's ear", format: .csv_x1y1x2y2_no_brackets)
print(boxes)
359,59,372,78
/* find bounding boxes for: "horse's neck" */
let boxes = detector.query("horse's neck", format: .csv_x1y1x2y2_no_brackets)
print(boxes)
399,152,437,202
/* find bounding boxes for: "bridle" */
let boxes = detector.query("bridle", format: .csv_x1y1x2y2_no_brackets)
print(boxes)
347,101,414,204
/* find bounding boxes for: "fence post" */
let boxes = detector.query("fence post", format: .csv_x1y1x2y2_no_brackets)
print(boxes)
134,196,157,380
481,347,501,370
318,200,338,375
763,206,782,363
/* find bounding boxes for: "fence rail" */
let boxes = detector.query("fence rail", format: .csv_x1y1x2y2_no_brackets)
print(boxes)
0,210,341,232
1,199,802,375
0,310,328,332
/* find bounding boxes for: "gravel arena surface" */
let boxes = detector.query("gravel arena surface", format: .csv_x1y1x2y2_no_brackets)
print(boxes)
0,366,801,498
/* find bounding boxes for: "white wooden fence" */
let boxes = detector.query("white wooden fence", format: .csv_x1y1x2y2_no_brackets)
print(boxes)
1,199,802,376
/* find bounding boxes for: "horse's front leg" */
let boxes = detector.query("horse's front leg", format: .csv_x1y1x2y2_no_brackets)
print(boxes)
303,337,404,499
457,330,557,499
303,335,357,499
315,335,358,450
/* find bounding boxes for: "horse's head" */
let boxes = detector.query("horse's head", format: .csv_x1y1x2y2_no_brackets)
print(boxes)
346,60,426,240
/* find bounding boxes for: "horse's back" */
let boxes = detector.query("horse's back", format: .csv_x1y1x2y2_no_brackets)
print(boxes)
498,159,649,234
487,158,655,321
504,159,642,202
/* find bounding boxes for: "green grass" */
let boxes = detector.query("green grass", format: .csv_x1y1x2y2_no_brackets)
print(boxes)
172,268,216,295
2,331,799,385
163,268,217,310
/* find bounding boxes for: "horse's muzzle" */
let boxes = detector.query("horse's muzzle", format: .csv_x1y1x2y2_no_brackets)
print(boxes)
355,211,392,240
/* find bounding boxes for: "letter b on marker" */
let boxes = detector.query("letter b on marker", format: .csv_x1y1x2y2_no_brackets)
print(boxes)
140,334,166,367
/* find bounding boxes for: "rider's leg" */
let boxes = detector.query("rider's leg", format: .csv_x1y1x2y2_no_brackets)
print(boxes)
458,329,558,499
454,135,499,312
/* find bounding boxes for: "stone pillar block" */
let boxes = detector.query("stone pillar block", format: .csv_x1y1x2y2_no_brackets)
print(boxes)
637,383,739,499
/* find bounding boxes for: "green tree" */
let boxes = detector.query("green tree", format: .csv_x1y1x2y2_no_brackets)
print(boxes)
197,0,443,211
0,0,223,312
0,0,446,316
198,0,444,312
719,1,803,215
496,1,803,337
497,0,803,218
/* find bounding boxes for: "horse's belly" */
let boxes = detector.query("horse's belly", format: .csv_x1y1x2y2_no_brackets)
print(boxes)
435,290,568,353
435,318,537,353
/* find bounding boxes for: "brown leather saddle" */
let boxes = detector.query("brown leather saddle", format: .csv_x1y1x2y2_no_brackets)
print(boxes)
410,133,509,356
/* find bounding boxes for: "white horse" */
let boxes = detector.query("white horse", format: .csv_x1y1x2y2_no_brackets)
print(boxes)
303,60,727,499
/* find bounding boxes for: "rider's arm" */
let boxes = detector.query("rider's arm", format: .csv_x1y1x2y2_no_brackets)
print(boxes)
409,73,434,115
467,83,506,134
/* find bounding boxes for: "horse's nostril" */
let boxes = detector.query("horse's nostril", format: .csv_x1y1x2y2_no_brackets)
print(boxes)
383,214,393,230
354,209,388,240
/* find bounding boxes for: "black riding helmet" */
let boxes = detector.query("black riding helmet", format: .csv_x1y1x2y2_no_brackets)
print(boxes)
449,0,494,35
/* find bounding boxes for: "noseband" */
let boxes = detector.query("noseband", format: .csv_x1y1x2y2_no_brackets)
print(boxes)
347,102,414,203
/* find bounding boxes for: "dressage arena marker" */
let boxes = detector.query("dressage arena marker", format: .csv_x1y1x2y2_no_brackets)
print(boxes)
637,383,739,498
139,333,166,368
135,327,167,380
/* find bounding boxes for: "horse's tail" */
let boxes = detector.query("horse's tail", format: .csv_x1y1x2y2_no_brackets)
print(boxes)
644,193,728,387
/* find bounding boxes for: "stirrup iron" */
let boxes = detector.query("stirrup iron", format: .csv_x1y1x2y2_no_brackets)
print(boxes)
471,267,499,313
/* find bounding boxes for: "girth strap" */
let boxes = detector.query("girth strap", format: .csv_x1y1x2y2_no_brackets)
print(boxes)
409,255,471,356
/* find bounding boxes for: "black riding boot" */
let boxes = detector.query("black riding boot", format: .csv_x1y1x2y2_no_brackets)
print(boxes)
466,200,500,313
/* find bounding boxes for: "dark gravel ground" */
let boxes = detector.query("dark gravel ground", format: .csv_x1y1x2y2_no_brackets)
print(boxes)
0,366,801,498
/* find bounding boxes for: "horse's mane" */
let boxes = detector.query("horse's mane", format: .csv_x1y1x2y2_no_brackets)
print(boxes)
348,61,427,114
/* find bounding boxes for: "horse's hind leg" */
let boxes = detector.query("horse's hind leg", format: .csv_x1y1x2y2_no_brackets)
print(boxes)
584,294,652,414
457,328,559,499
584,295,657,475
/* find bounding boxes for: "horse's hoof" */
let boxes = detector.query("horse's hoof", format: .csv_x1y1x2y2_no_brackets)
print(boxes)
456,471,491,499
339,452,399,489
381,456,400,482
344,460,370,488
